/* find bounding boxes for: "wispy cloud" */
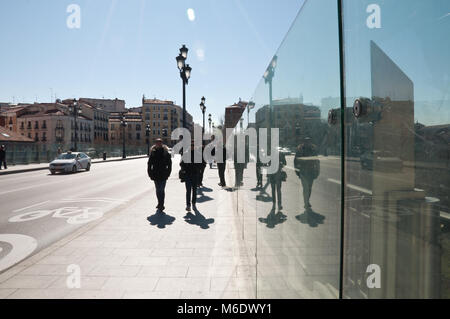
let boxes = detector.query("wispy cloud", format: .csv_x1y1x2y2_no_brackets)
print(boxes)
438,12,450,20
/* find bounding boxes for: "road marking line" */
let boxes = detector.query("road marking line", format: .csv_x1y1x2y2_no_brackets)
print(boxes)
12,201,50,213
327,178,373,195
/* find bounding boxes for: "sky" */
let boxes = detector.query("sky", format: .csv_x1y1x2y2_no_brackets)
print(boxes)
0,0,304,125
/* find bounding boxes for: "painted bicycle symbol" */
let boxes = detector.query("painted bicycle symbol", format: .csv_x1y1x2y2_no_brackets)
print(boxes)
9,207,104,225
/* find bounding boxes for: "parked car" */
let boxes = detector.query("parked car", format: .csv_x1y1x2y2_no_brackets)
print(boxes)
49,152,91,174
360,150,403,171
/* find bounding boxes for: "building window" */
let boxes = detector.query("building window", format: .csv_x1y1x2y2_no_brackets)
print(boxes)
42,132,47,141
136,133,140,140
35,121,39,129
42,120,47,129
35,132,39,141
136,124,141,131
20,122,24,129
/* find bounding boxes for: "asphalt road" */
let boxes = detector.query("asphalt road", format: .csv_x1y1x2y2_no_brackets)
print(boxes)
0,157,155,272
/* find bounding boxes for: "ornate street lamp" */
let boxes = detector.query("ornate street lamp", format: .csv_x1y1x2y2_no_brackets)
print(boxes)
68,98,82,151
247,101,255,127
208,113,212,134
176,45,192,129
263,55,277,128
146,124,151,156
120,113,127,159
200,96,206,144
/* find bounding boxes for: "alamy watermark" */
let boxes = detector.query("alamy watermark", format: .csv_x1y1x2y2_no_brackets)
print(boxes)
366,4,381,29
366,264,381,289
66,264,81,289
171,127,280,175
67,4,81,29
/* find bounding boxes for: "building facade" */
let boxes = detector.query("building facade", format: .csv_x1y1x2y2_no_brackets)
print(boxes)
142,98,193,146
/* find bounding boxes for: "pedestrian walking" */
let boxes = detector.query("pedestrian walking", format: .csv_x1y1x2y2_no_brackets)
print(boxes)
233,136,248,188
198,145,207,187
0,145,7,170
180,140,203,211
294,137,320,211
216,145,227,187
255,148,264,188
268,150,287,211
147,138,172,212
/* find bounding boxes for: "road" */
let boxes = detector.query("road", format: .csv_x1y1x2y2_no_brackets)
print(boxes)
0,157,154,273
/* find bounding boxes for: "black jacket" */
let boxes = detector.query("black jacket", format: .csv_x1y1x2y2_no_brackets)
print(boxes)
148,145,172,180
180,149,203,177
211,145,227,164
0,149,5,160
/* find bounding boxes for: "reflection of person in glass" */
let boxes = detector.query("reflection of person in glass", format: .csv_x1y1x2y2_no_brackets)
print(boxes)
268,150,286,211
294,137,319,211
255,147,264,188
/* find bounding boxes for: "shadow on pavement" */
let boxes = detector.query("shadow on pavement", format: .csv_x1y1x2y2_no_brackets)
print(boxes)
258,208,288,228
184,208,215,229
147,211,176,229
295,209,325,228
199,186,213,193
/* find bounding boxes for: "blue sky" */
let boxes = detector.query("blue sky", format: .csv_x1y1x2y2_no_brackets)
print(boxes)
0,0,303,125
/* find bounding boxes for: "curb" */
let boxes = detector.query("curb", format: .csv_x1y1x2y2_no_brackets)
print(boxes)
0,155,148,176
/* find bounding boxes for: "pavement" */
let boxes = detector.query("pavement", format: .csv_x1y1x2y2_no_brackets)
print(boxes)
0,156,256,299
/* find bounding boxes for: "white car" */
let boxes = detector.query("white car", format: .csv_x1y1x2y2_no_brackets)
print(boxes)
49,152,91,174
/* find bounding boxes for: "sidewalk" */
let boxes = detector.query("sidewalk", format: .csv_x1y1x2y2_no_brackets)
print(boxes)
0,163,256,299
0,155,148,175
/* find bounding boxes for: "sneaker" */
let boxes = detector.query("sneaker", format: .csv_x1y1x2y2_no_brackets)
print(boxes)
186,205,191,212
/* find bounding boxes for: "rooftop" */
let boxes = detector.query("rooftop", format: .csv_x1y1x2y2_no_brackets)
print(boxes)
0,126,34,143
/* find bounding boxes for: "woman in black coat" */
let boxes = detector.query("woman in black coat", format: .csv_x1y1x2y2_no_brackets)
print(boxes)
180,141,203,211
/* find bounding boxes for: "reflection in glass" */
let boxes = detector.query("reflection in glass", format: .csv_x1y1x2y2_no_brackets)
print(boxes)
343,0,449,298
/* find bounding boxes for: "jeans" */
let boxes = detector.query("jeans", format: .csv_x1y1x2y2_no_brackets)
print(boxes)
0,159,6,169
154,180,167,208
185,175,198,206
270,179,282,209
299,175,313,209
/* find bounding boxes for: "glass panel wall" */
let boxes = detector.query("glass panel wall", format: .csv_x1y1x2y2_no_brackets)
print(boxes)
342,0,450,298
231,0,449,299
234,0,343,298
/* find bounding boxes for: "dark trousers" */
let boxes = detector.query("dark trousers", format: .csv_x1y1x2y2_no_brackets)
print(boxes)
256,163,262,185
154,180,167,208
185,175,198,206
0,159,6,169
199,166,205,185
299,175,313,209
217,163,226,186
234,164,245,186
270,179,282,208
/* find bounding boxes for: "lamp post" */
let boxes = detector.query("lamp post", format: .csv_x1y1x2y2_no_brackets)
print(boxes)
120,113,127,159
176,45,192,129
263,55,277,129
208,113,212,134
200,96,206,144
69,98,82,151
146,124,150,156
247,101,255,127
